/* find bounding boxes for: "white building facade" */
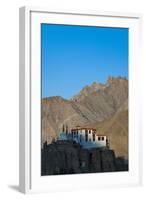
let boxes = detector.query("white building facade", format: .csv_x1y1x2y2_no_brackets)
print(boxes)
57,125,107,149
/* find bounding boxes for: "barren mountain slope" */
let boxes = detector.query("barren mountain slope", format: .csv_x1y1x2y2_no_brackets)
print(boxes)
95,110,128,158
41,76,128,157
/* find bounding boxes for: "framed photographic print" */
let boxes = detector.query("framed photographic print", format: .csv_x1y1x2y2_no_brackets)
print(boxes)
19,7,142,193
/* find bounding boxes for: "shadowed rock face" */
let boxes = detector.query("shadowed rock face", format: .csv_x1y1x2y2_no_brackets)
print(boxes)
41,76,128,158
41,141,128,176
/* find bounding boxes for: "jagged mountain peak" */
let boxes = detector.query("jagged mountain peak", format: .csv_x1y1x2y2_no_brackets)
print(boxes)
107,76,128,85
71,76,127,102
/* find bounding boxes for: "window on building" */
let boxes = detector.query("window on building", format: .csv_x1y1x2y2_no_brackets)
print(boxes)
80,135,82,142
102,136,104,140
93,133,95,141
85,132,88,142
98,137,101,141
89,130,91,134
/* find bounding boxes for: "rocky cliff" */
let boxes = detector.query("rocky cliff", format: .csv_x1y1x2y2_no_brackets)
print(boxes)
41,141,128,176
41,76,128,158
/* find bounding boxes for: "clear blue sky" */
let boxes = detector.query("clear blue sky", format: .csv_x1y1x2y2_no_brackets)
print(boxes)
41,24,128,99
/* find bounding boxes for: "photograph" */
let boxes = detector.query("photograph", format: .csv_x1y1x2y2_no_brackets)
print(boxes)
41,23,129,176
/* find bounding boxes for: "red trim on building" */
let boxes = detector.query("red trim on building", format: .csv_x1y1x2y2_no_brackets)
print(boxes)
71,127,96,131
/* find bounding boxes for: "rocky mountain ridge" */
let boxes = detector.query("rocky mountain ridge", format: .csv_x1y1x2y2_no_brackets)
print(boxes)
41,76,128,158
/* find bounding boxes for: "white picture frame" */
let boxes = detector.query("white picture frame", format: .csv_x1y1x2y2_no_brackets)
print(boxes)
19,6,143,194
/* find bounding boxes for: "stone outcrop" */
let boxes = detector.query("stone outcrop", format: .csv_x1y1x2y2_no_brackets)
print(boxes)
41,141,128,176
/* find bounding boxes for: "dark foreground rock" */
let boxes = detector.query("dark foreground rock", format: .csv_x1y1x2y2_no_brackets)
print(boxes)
41,141,128,176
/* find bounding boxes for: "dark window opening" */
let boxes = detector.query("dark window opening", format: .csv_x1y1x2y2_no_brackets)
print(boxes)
85,132,88,142
80,135,82,142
